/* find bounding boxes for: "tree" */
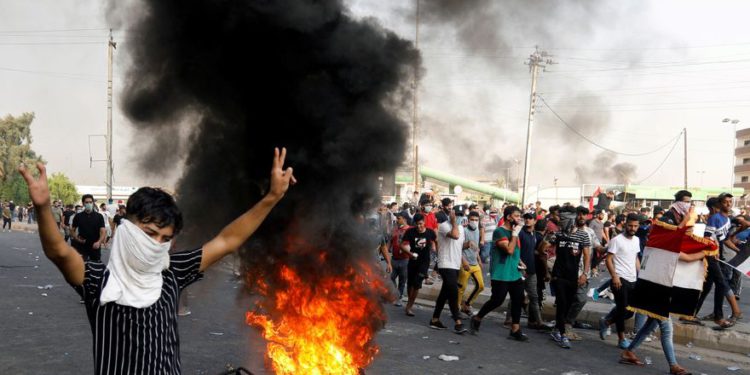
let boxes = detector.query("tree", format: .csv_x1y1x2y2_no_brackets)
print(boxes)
48,173,79,205
0,113,44,203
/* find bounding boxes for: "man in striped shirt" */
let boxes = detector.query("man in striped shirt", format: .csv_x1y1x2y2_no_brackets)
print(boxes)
18,148,296,375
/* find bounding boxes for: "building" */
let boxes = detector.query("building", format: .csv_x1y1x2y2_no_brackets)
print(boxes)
735,127,750,192
75,185,139,202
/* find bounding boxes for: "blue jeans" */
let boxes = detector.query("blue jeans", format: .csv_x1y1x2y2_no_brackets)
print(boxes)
480,242,491,264
390,259,408,298
628,317,677,366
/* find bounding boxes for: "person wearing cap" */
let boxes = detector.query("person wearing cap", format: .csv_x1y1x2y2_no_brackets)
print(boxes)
566,206,595,339
429,198,468,334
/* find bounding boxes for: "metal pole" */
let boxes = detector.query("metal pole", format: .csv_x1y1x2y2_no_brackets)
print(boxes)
731,122,738,192
683,128,687,189
521,61,539,205
106,29,116,202
412,0,420,194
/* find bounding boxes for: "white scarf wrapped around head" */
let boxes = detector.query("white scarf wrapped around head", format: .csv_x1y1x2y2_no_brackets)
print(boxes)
100,219,171,308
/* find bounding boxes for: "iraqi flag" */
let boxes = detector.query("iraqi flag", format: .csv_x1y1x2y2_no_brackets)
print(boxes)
628,221,718,320
726,243,750,278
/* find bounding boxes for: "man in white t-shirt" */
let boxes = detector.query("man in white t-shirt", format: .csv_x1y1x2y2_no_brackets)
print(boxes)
430,198,467,334
600,213,641,349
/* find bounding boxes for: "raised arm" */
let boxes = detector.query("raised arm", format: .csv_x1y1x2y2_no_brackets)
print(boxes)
19,163,84,285
200,147,296,272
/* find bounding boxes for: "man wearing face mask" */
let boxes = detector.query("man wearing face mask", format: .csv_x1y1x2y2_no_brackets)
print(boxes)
457,211,484,316
71,194,106,261
18,148,296,375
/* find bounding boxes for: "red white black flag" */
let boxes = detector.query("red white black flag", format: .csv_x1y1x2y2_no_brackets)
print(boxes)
628,221,718,320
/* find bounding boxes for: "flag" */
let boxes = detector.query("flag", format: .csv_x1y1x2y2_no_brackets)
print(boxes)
589,186,601,213
628,221,718,320
725,243,750,279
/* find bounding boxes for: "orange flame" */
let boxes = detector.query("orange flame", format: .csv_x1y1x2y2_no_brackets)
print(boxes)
246,261,388,374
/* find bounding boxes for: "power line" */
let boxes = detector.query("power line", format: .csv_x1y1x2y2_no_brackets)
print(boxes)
636,133,682,184
537,94,683,157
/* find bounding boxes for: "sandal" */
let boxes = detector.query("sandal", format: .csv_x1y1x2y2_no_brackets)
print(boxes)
619,351,644,366
678,317,704,326
714,319,735,329
669,365,692,375
405,309,415,317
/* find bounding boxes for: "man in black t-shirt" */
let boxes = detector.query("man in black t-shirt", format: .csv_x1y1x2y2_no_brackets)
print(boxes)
72,194,106,261
401,213,437,317
550,206,591,349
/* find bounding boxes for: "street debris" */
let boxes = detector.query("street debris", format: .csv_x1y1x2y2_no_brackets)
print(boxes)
438,354,459,361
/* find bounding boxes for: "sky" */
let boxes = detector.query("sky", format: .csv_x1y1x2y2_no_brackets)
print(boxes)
2,0,750,192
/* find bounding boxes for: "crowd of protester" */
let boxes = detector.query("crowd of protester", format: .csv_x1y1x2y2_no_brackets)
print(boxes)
374,189,746,375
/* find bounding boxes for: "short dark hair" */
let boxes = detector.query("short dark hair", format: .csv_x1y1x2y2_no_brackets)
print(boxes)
126,187,183,234
468,211,480,219
441,197,453,207
575,206,590,215
674,190,692,202
706,197,720,209
81,194,94,203
413,213,425,223
626,213,641,223
549,205,560,214
615,214,626,224
503,205,521,220
719,192,733,201
388,202,398,209
522,212,536,220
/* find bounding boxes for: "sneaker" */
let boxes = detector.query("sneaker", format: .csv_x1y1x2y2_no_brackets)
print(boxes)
550,332,571,349
393,301,403,307
550,331,563,343
429,320,447,330
599,317,609,340
560,335,571,349
469,317,481,334
454,323,468,334
509,329,529,342
618,338,631,349
590,287,599,301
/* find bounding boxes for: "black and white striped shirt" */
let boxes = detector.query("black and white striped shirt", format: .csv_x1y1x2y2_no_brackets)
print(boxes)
73,248,204,375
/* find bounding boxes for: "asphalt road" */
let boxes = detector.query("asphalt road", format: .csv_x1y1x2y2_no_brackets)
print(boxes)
1,231,747,375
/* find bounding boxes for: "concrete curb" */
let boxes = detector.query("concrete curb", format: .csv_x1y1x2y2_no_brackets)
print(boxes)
416,281,750,355
8,222,38,233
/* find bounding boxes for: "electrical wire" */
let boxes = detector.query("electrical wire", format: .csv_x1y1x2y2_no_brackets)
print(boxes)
635,133,682,184
537,94,683,156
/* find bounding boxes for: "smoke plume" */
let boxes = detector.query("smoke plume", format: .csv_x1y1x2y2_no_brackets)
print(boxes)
108,0,419,367
574,151,637,185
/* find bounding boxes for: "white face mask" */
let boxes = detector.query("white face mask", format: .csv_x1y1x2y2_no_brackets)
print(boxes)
100,219,171,308
424,205,433,213
468,221,478,230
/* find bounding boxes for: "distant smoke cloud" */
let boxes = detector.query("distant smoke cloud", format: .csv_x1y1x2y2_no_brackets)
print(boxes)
574,151,638,185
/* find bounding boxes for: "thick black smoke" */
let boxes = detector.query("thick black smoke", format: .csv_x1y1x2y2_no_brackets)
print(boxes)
574,151,638,185
108,0,419,320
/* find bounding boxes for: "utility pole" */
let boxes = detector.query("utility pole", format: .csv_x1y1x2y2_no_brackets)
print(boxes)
521,47,554,205
412,0,420,194
683,128,687,189
106,29,116,201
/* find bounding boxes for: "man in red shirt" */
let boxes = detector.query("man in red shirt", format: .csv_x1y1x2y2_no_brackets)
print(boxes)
390,213,411,306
